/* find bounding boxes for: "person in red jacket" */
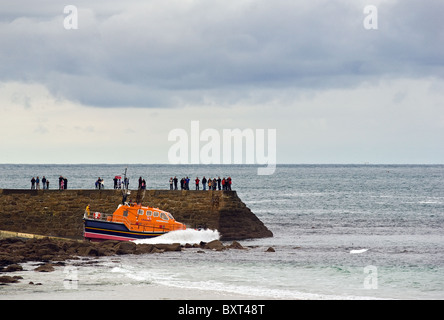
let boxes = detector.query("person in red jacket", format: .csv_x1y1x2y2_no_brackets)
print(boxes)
195,177,200,190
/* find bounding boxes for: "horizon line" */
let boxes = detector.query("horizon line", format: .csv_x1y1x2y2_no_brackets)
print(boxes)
1,163,443,166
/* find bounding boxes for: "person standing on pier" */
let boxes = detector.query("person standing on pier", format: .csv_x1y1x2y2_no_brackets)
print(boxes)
202,176,207,190
195,177,200,190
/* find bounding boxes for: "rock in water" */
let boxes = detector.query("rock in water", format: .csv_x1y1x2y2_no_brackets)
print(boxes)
228,241,244,249
115,241,137,255
204,240,226,251
0,275,21,284
34,263,55,272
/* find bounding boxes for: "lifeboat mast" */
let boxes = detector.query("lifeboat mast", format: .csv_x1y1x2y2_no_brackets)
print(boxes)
121,167,130,205
121,167,145,205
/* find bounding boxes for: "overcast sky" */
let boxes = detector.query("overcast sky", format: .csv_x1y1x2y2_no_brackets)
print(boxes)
0,0,443,164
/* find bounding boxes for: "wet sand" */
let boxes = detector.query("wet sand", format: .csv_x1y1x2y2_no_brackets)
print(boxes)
2,283,275,300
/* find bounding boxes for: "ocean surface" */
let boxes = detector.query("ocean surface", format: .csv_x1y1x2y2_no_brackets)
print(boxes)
1,164,443,300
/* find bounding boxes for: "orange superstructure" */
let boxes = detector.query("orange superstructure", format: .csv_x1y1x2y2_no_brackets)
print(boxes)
109,203,186,234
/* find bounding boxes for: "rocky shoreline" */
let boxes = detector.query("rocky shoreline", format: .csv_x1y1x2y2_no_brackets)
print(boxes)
0,189,274,287
0,236,253,285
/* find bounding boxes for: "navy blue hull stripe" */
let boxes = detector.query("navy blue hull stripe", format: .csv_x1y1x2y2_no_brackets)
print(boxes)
84,219,166,239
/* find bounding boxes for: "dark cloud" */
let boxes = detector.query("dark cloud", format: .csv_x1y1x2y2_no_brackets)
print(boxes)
0,0,443,108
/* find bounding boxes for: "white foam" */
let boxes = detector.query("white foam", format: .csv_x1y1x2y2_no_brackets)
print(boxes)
350,249,368,254
133,229,220,245
151,278,383,300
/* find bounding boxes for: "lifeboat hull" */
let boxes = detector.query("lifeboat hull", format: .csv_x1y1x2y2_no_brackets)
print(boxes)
84,218,167,242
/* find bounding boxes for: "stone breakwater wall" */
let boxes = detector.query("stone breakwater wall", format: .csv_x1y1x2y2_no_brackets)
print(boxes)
0,189,272,241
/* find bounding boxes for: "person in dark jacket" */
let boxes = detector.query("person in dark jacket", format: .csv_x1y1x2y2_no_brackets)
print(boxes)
42,176,47,190
174,176,178,190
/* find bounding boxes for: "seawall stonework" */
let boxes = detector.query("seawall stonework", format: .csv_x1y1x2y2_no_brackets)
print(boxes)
0,189,272,241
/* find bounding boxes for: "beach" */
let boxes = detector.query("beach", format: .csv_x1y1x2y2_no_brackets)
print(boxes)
2,282,272,300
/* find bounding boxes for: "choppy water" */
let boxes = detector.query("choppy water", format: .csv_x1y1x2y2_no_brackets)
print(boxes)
1,164,443,299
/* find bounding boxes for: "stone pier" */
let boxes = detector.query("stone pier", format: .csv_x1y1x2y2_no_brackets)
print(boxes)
0,189,272,241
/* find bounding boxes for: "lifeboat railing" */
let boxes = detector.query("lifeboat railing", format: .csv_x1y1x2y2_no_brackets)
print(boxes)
84,211,132,230
130,222,185,234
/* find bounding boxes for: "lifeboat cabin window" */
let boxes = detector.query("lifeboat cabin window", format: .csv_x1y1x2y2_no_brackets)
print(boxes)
146,211,152,216
123,210,128,217
160,212,169,221
153,211,159,217
167,213,174,220
138,209,144,215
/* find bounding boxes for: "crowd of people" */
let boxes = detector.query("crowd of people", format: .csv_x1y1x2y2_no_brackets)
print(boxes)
98,176,145,190
30,176,48,190
29,175,233,191
58,176,68,190
169,176,232,191
30,176,68,190
111,176,129,190
137,176,147,190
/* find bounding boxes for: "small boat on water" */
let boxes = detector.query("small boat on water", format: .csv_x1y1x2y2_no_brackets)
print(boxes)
83,169,186,242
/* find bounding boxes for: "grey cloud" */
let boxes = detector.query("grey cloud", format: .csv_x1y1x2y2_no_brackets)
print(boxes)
0,0,443,108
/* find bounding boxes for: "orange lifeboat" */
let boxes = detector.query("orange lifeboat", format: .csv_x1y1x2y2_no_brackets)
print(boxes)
83,202,186,242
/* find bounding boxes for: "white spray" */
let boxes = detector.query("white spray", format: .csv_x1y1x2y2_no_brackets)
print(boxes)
133,229,220,245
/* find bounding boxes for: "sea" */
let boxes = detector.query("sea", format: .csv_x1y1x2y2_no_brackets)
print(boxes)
0,164,443,300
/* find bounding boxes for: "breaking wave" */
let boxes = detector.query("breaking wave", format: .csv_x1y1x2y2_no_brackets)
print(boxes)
133,229,220,245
